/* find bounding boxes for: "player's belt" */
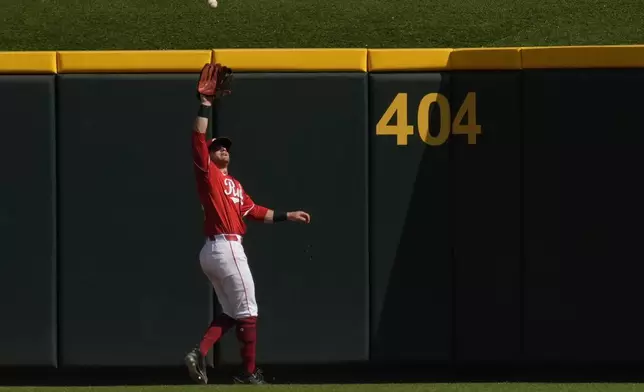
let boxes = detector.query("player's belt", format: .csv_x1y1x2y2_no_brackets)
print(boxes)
209,234,242,242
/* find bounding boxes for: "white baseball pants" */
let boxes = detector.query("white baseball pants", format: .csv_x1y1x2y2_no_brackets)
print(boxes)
199,234,258,319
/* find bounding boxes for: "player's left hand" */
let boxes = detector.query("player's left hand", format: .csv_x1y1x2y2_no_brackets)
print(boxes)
287,211,311,223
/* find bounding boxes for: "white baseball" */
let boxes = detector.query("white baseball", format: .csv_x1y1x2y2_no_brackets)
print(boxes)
208,0,218,7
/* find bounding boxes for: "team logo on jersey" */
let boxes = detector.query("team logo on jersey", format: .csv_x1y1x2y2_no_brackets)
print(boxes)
224,178,243,204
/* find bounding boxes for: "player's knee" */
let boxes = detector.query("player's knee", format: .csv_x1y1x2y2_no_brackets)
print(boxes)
217,312,236,327
236,316,257,328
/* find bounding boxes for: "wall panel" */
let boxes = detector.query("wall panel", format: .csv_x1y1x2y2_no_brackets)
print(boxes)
0,75,57,366
57,74,212,366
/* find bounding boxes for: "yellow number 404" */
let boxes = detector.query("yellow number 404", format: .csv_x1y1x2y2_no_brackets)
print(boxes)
376,92,481,146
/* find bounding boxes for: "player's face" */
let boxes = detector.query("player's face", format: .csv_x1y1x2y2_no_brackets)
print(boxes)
210,145,230,166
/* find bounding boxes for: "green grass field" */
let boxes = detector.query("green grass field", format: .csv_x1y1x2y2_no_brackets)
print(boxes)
2,384,644,392
1,0,644,50
2,1,644,390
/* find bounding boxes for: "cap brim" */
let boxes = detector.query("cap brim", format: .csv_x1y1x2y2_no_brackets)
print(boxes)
208,137,232,151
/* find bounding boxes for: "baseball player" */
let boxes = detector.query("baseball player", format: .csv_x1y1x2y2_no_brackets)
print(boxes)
184,62,311,385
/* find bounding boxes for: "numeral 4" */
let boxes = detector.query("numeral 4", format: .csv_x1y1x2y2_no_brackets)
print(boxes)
375,93,414,145
452,92,481,145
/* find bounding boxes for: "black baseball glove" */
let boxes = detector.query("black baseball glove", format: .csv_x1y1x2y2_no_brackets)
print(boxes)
215,64,233,98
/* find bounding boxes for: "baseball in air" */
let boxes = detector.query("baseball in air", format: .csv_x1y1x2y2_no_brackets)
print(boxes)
208,0,218,7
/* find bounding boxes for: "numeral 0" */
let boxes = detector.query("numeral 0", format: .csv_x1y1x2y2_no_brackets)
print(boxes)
375,92,482,146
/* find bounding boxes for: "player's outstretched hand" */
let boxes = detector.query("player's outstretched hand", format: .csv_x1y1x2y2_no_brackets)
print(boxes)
287,211,311,224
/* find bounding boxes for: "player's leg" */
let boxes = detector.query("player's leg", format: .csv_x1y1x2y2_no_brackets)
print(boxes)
185,310,235,385
221,241,266,385
185,239,236,384
232,315,264,384
198,277,236,356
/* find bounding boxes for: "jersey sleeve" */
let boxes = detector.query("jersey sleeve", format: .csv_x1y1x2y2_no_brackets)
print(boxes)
192,131,210,174
240,190,269,221
192,131,224,184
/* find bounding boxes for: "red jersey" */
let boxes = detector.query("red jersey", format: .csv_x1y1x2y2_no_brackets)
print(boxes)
192,131,268,236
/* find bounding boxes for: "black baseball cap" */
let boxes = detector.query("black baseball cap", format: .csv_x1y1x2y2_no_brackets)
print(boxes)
207,137,232,151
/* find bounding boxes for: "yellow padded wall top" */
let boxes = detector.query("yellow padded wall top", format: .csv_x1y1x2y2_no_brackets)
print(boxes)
212,49,368,72
0,52,57,73
57,50,212,73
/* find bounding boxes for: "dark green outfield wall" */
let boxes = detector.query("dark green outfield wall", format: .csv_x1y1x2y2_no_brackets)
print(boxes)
2,68,644,369
0,75,57,367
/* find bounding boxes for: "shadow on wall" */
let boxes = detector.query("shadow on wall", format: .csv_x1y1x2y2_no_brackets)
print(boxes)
369,73,453,363
370,69,524,365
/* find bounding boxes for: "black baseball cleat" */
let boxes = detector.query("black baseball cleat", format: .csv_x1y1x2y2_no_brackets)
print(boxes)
184,347,208,384
233,367,268,385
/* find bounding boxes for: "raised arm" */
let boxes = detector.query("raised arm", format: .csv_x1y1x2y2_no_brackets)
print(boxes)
192,96,212,174
193,61,231,178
